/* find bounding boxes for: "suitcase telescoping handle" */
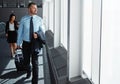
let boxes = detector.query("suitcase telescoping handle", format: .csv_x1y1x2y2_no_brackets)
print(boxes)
15,48,22,55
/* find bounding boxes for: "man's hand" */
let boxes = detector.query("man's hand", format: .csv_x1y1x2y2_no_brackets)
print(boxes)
17,45,21,49
33,33,38,39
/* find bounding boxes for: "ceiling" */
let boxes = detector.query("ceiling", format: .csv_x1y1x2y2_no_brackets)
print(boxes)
0,0,42,8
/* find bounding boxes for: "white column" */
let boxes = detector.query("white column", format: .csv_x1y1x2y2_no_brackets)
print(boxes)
48,1,54,32
60,0,68,49
54,0,61,47
60,0,64,44
68,0,83,82
42,1,49,31
91,0,102,84
82,0,92,79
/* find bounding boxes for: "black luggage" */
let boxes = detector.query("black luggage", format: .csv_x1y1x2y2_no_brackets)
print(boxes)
14,49,25,71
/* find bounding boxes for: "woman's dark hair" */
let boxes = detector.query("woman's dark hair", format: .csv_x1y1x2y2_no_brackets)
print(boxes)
27,2,36,8
9,13,16,21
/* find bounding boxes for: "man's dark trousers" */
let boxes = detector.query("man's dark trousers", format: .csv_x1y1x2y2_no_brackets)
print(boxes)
22,41,39,84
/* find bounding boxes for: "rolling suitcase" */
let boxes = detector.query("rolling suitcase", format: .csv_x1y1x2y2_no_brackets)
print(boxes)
14,49,25,71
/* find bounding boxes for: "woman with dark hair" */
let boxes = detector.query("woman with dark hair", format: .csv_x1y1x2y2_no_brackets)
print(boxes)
5,13,18,58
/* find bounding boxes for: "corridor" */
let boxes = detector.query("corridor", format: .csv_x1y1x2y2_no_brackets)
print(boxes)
0,36,51,84
0,29,91,84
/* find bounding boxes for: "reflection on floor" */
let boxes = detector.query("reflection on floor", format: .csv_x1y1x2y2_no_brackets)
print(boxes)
0,38,51,84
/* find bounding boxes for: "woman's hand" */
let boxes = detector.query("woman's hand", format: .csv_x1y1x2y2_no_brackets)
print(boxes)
6,34,8,37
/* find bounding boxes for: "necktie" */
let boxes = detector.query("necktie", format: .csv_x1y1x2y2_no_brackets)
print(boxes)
30,17,33,41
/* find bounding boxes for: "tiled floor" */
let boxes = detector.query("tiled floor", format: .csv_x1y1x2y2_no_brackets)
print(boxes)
0,38,50,84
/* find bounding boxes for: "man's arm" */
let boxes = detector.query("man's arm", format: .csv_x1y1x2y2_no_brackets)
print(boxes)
17,19,23,47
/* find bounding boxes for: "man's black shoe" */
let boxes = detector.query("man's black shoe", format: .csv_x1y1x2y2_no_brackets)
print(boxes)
26,72,31,78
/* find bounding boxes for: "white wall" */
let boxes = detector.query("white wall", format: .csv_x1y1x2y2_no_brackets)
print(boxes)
100,0,120,84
